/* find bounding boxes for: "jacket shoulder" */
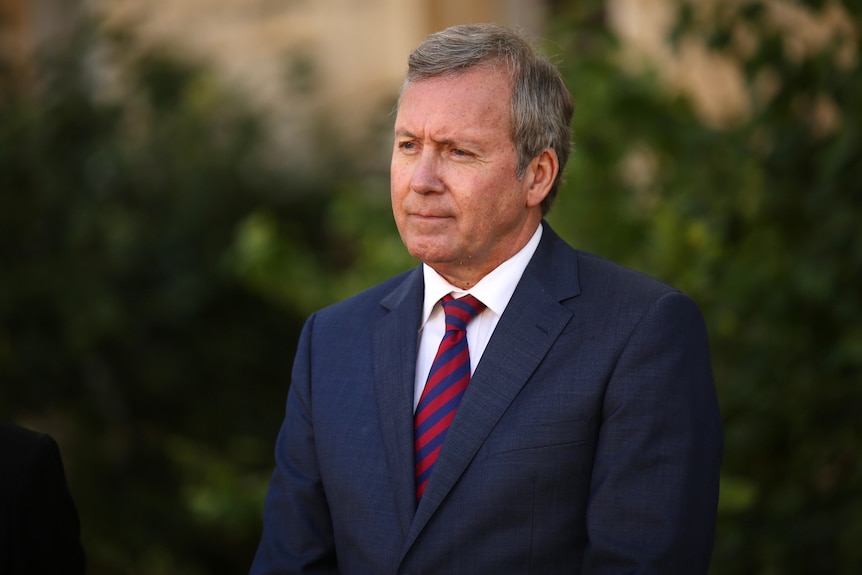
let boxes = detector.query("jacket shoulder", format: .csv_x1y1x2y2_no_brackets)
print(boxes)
313,267,420,323
574,250,679,299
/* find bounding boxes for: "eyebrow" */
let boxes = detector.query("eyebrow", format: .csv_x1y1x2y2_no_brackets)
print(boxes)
394,128,483,151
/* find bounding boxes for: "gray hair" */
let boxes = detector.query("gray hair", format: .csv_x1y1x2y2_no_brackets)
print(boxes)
400,23,574,214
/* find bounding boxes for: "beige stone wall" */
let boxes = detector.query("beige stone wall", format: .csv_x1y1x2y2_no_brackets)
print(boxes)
90,0,545,151
608,0,857,127
9,1,854,145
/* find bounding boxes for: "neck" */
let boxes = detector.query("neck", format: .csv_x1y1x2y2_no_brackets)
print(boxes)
432,220,542,289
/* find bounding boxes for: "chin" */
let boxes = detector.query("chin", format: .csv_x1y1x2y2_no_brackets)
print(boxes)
405,243,453,265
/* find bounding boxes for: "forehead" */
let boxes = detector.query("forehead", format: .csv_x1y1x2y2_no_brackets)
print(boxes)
396,66,513,139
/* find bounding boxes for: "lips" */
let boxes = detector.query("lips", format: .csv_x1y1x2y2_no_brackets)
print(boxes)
400,199,456,222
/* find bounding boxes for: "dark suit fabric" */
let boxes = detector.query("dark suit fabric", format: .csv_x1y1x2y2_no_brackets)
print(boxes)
252,223,723,575
0,422,86,575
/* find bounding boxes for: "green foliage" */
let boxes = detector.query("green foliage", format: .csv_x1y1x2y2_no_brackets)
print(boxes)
548,1,861,573
0,23,370,573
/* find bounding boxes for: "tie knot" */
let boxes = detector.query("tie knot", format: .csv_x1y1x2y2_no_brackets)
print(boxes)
441,294,485,332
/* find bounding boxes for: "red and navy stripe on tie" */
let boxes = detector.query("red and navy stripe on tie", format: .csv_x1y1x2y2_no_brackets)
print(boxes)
414,294,485,500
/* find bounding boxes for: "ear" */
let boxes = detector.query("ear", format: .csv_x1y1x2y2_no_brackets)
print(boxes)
524,148,559,208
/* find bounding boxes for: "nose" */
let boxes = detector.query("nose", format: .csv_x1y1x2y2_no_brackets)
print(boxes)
410,149,443,194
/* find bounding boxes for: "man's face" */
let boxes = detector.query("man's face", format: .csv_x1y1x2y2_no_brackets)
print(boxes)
391,65,545,288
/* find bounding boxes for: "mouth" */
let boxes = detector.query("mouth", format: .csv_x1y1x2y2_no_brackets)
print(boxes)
409,208,454,219
409,214,456,228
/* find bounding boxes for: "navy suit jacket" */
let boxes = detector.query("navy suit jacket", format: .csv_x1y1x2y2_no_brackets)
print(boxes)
252,223,723,574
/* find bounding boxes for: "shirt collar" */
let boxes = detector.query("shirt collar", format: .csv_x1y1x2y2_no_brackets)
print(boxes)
420,224,543,327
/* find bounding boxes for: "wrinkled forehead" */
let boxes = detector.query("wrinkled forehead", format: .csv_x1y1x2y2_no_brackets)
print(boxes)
395,67,513,134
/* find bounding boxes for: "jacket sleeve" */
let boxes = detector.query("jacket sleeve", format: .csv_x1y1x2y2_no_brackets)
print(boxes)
581,291,723,574
250,314,339,575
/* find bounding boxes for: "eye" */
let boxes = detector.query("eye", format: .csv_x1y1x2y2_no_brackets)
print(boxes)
397,140,417,152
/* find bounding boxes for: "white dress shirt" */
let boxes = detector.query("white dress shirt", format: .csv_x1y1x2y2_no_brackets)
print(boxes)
413,225,543,410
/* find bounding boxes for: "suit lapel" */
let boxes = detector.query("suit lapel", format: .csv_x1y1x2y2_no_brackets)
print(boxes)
401,223,582,554
372,268,424,539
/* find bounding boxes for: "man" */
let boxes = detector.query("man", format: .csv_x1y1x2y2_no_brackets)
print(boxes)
252,23,722,574
0,421,86,574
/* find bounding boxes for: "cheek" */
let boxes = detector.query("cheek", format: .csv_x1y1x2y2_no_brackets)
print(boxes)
461,175,510,214
390,166,410,201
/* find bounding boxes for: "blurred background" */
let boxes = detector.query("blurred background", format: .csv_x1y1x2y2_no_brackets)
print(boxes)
1,0,859,573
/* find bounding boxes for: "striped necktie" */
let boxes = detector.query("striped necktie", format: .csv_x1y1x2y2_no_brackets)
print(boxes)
414,294,485,500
